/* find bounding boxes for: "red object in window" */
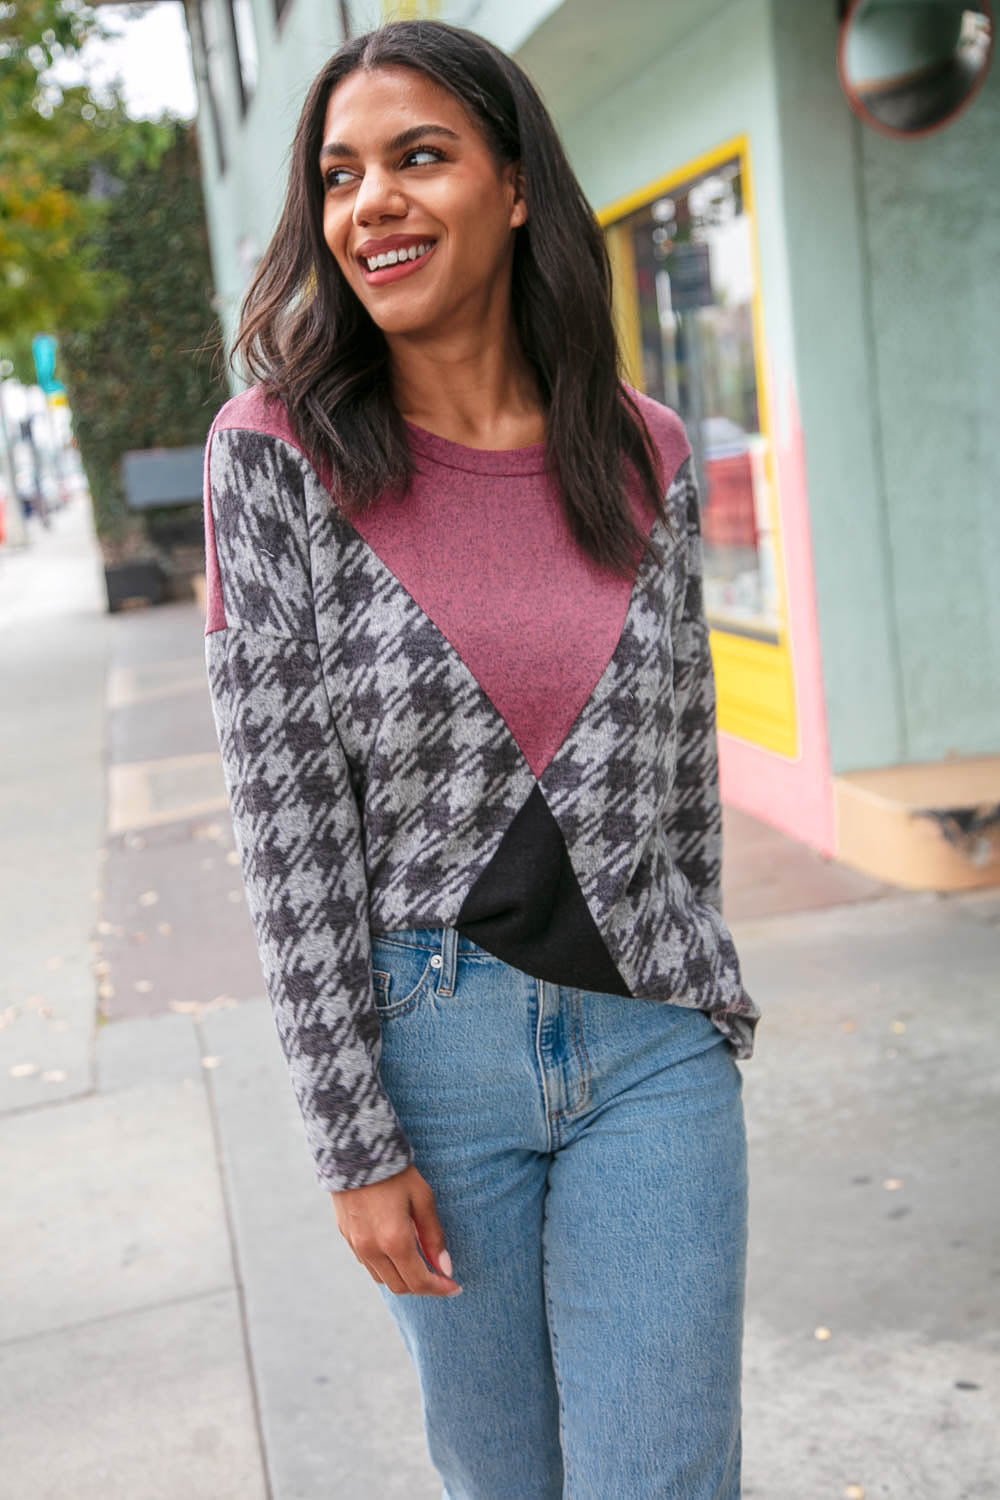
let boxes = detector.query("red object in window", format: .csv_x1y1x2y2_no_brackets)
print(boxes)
703,452,757,548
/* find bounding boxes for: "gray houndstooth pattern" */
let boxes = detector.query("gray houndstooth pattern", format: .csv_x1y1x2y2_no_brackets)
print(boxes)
306,474,539,931
540,461,757,1055
205,420,759,1191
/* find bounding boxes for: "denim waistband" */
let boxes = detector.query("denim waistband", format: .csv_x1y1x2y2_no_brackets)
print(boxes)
370,926,495,1001
370,925,486,957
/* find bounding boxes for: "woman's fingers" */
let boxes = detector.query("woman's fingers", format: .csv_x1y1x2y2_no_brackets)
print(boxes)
382,1223,461,1297
409,1179,454,1283
331,1165,462,1297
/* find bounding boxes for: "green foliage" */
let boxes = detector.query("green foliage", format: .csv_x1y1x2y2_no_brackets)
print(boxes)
60,121,229,557
0,0,168,342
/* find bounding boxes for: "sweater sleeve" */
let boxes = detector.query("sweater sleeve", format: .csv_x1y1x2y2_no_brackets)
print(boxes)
203,421,414,1192
662,457,724,915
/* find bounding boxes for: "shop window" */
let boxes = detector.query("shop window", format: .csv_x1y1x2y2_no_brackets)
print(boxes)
605,151,779,643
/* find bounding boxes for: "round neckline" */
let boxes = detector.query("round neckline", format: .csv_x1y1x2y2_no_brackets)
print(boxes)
402,417,549,476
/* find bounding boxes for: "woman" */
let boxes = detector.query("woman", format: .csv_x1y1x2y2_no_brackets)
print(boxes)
203,19,759,1498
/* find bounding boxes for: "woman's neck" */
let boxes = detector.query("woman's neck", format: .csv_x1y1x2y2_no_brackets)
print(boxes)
389,327,546,451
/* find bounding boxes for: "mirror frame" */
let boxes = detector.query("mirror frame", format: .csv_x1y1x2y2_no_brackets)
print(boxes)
837,0,995,139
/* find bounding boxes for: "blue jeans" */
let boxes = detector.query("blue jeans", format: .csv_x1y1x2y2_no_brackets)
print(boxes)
369,927,748,1500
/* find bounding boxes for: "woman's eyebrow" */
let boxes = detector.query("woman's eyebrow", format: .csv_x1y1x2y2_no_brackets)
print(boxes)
319,123,461,163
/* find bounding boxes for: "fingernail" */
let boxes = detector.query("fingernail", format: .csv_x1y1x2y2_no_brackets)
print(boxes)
438,1249,453,1278
446,1286,463,1297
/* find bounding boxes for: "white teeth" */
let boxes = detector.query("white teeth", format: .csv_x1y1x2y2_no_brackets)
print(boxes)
363,241,434,272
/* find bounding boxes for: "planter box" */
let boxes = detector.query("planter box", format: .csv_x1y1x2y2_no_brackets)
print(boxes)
103,560,166,613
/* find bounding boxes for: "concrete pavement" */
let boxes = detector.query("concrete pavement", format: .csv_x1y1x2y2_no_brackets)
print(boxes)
1,492,998,1499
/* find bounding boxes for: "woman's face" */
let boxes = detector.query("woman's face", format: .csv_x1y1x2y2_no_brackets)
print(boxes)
319,65,526,338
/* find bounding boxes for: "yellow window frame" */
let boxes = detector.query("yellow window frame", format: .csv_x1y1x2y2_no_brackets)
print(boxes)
600,135,799,760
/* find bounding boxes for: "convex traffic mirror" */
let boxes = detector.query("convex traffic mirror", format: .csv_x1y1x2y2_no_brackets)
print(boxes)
838,0,994,137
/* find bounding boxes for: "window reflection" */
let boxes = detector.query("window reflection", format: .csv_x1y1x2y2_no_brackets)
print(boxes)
611,156,779,641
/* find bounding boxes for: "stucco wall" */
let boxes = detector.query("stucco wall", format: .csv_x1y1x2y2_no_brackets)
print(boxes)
771,0,999,774
858,55,1000,763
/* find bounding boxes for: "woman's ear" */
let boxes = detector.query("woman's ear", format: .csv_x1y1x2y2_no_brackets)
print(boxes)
507,163,528,229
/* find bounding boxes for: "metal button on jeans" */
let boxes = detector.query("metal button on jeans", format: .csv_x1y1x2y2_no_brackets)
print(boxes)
430,954,443,969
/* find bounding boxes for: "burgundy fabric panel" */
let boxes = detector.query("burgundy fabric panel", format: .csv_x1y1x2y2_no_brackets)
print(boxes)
202,422,227,635
351,390,690,778
203,382,691,774
213,385,298,445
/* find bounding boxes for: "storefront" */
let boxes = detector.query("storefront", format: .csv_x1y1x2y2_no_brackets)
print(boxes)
186,0,1000,886
601,139,798,763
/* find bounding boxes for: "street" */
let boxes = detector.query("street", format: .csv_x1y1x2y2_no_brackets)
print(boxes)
1,493,998,1500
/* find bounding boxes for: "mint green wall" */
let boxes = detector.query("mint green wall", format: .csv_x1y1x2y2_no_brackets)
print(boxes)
769,0,904,774
771,0,998,771
194,0,350,361
857,57,1000,761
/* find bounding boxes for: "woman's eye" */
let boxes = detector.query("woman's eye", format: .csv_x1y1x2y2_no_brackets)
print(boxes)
325,168,351,188
404,146,444,166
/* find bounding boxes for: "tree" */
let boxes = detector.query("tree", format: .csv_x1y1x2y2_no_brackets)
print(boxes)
60,120,229,566
0,0,168,351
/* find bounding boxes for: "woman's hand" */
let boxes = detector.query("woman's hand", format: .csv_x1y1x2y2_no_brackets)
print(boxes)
332,1164,462,1297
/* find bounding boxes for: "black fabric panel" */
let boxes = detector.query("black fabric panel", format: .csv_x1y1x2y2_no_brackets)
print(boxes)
456,786,631,996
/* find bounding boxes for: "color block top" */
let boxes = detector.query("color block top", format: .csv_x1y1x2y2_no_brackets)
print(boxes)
202,383,759,1193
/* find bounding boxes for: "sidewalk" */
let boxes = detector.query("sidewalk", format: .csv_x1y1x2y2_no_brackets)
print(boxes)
1,494,998,1499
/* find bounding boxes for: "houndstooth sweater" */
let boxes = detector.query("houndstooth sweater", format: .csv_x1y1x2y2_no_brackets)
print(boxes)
203,384,759,1193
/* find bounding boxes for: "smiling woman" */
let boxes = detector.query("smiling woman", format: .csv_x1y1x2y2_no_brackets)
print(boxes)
206,19,756,1500
230,21,667,566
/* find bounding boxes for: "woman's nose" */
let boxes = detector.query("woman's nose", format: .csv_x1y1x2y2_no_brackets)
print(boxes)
352,170,407,225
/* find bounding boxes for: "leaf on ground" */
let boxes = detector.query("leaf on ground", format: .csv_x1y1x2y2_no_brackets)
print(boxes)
0,1007,19,1030
134,979,153,993
157,921,173,936
98,981,115,1001
9,1063,38,1078
891,1020,906,1034
97,920,114,934
130,931,148,944
138,890,159,907
845,1486,865,1499
813,1326,832,1341
226,850,240,866
94,960,111,977
841,1019,856,1032
201,1055,221,1069
42,1069,68,1083
882,1178,903,1191
169,1001,199,1014
227,889,243,903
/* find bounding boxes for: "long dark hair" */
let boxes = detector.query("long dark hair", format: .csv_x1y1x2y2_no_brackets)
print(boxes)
233,19,671,574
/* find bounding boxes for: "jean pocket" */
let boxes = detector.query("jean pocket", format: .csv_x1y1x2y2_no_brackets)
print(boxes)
370,941,437,1020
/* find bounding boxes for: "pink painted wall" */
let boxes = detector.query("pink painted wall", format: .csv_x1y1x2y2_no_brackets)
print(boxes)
717,374,836,856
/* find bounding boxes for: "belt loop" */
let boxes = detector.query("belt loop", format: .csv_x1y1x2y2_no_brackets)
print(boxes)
437,927,458,997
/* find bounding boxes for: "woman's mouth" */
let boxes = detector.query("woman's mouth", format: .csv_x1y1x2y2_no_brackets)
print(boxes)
358,240,437,285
